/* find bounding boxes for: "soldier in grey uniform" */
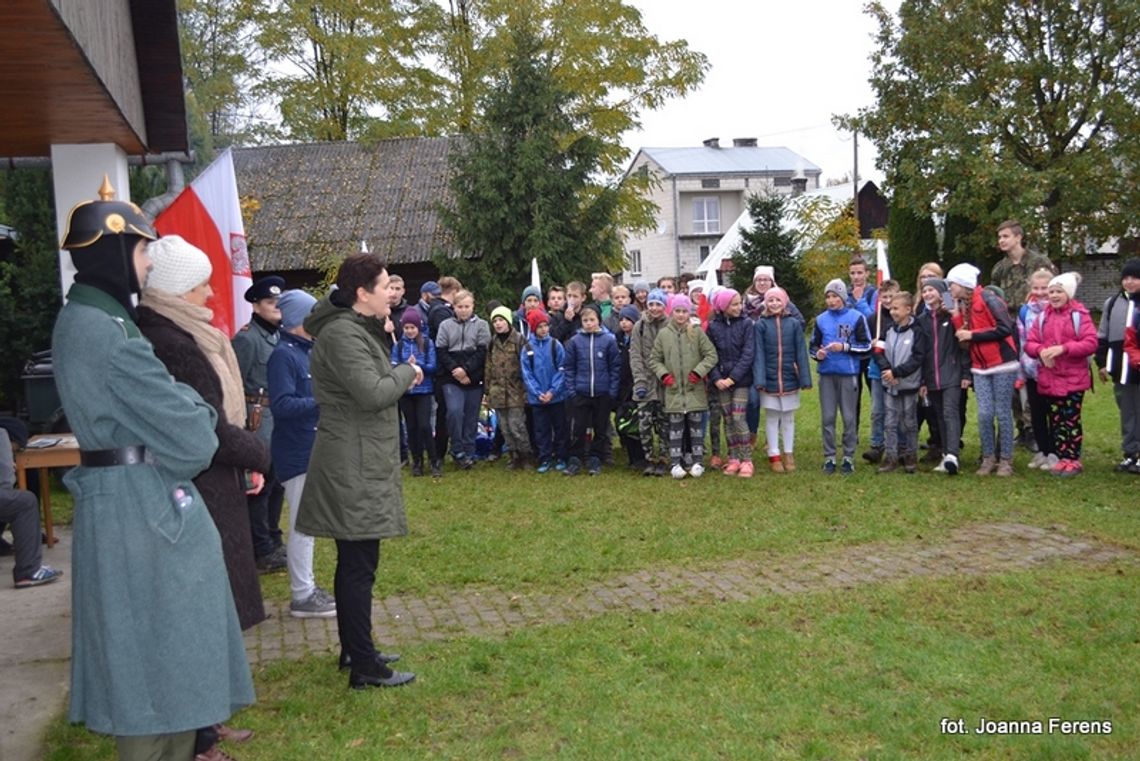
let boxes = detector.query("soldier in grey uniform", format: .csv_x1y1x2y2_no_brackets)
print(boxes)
232,276,287,571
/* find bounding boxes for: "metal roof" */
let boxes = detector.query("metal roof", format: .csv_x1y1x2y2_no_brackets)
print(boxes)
641,146,822,176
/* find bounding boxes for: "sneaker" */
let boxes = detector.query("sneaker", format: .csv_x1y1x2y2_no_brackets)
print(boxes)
688,462,704,478
943,454,959,476
654,461,668,477
738,461,754,478
256,546,287,574
1042,453,1059,470
722,458,741,475
1027,451,1046,469
430,460,443,477
671,464,686,479
840,458,855,476
822,458,837,475
290,588,337,618
996,458,1014,477
555,460,567,472
537,460,552,474
587,457,602,476
975,456,997,476
563,457,581,476
709,455,724,470
411,461,424,477
14,565,63,589
1114,454,1137,473
641,462,657,476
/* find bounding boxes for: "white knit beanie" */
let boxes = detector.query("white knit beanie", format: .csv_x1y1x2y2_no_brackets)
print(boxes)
1048,271,1081,299
753,265,775,281
145,235,212,295
945,263,980,290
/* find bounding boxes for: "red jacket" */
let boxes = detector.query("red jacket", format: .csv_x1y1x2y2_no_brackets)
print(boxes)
1024,299,1097,396
952,288,1017,371
1123,307,1140,372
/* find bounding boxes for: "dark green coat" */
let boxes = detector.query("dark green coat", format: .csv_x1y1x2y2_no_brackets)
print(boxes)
53,284,254,735
297,296,416,540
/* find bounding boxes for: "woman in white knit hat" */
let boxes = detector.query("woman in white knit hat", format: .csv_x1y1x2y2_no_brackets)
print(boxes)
136,235,268,759
1023,272,1098,476
947,262,1020,476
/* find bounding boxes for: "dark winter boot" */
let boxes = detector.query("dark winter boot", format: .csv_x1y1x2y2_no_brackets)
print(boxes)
411,458,424,477
862,446,884,464
877,455,899,473
903,452,918,473
919,447,942,465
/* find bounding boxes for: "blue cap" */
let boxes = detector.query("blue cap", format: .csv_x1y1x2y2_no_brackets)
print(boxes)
420,280,442,297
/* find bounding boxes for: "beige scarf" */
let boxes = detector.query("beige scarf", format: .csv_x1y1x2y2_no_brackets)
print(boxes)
141,288,248,428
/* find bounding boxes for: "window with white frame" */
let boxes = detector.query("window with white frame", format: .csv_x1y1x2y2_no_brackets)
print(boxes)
692,197,720,234
628,249,642,275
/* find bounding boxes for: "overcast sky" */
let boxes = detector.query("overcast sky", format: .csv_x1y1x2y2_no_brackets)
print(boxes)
621,0,901,183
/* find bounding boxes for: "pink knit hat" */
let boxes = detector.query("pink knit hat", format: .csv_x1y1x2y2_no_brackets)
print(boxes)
764,286,789,312
670,294,693,313
711,288,738,313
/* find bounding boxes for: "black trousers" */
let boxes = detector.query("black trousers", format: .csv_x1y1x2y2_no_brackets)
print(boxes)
334,538,382,674
248,464,284,558
569,395,612,460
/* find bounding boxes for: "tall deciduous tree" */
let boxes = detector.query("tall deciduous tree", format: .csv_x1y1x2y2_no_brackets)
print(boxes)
845,1,1140,259
438,24,623,307
249,0,443,141
178,0,261,156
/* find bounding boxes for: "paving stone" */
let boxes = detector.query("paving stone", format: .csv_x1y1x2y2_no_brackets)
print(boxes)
242,522,1135,665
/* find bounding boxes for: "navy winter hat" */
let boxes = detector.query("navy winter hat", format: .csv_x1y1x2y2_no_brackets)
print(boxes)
619,305,640,323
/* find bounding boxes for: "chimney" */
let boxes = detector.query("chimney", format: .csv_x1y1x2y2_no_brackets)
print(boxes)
733,137,758,147
790,168,808,197
702,137,720,148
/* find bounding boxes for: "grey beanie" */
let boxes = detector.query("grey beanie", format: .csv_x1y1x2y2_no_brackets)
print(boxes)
825,279,848,302
277,289,317,329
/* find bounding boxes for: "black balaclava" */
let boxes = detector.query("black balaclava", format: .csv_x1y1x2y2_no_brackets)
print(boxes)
70,233,145,317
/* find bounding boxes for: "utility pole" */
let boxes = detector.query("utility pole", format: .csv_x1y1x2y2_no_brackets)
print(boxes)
853,131,860,237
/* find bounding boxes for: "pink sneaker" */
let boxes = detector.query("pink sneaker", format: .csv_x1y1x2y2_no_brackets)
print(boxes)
709,455,725,470
722,458,741,475
738,461,754,478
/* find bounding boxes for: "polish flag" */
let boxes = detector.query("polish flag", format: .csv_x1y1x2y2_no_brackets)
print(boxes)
154,149,252,336
875,238,890,287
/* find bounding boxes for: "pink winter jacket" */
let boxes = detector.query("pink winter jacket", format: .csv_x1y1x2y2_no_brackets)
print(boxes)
1024,299,1097,397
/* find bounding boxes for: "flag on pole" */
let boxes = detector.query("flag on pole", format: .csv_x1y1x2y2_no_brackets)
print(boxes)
530,257,541,293
875,238,890,287
154,149,252,337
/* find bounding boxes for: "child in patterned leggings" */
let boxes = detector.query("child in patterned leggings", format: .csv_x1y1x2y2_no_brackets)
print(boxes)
1024,272,1098,476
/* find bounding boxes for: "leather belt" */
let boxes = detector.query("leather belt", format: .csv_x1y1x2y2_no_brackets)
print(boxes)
79,446,149,467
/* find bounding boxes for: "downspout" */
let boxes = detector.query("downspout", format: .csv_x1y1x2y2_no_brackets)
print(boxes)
140,158,187,217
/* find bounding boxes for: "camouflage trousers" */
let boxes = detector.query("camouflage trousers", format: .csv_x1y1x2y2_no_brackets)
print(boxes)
637,400,669,462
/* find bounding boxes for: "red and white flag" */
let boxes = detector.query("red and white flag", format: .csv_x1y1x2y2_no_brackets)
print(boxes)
875,238,890,288
155,149,252,336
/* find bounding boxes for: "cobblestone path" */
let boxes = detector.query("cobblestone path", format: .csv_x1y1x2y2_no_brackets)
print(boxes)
244,522,1132,665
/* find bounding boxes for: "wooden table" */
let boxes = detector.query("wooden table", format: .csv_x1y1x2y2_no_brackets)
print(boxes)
14,434,80,547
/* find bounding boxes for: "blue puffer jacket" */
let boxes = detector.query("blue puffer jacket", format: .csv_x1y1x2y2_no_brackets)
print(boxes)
391,334,437,395
809,306,872,375
706,313,755,387
563,328,620,398
520,333,567,405
753,312,812,393
267,332,319,482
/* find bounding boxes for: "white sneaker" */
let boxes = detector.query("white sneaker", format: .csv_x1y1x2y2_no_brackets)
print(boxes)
943,454,959,476
1043,453,1060,470
688,463,704,478
932,458,948,473
671,464,686,479
1027,451,1047,469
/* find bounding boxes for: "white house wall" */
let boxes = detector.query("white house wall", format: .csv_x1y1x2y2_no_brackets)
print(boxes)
620,154,821,284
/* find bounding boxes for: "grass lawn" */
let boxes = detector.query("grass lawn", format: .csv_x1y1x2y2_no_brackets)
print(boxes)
43,383,1139,759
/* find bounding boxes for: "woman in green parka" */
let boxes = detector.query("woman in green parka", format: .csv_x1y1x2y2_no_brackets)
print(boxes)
650,294,719,479
52,183,254,760
297,253,421,690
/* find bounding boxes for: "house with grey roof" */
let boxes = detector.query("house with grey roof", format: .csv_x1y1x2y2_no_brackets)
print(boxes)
232,137,458,289
620,137,822,283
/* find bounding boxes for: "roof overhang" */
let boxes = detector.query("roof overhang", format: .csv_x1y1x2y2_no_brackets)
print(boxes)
0,0,187,158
